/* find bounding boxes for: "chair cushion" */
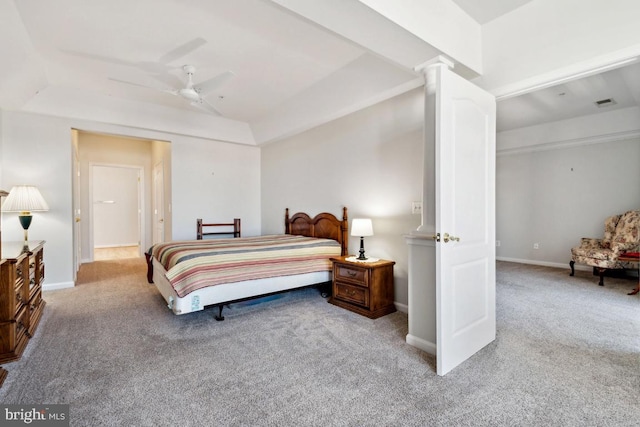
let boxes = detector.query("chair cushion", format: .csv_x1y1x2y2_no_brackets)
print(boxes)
571,246,617,261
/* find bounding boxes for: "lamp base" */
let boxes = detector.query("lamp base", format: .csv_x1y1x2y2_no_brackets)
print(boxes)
18,214,33,231
18,214,32,249
357,236,368,260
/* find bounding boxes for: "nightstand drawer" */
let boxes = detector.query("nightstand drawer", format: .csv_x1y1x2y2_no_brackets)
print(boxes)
335,264,368,286
335,282,369,307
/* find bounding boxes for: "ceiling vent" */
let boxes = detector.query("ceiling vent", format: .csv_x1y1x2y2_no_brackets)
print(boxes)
595,98,617,108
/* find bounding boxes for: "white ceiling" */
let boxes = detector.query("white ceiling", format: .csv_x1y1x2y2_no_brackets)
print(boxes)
1,0,637,142
16,0,375,123
451,0,534,24
497,61,640,131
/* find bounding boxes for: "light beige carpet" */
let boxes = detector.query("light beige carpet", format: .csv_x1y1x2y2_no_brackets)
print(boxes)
0,259,638,426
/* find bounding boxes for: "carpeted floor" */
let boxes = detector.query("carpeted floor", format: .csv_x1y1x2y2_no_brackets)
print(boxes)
0,258,638,426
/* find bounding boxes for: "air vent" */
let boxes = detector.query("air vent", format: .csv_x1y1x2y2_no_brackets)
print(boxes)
595,98,617,108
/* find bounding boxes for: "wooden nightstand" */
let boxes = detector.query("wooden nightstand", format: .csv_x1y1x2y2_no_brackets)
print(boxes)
329,256,396,319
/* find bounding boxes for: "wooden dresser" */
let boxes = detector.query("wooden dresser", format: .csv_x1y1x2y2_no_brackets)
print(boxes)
329,256,396,319
0,240,46,385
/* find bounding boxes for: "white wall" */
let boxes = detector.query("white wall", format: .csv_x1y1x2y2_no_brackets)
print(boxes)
496,135,640,268
1,111,75,288
261,88,424,306
171,137,261,240
0,110,261,289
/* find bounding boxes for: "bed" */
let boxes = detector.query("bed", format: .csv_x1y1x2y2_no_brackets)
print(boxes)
145,208,348,319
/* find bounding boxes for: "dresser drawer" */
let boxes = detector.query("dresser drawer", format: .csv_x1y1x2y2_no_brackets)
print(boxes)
29,288,42,310
15,306,29,344
15,263,25,288
335,264,368,286
14,281,25,313
334,282,369,307
28,292,45,337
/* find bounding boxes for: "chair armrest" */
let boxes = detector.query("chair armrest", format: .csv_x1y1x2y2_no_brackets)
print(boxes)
611,242,639,255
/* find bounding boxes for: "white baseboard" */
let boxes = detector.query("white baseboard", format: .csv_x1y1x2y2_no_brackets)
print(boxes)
394,302,408,313
94,243,139,248
43,281,75,291
496,257,591,271
406,334,436,355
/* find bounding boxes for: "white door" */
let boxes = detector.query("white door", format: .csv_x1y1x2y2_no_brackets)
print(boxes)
436,66,496,376
153,162,165,245
72,130,82,277
91,165,142,259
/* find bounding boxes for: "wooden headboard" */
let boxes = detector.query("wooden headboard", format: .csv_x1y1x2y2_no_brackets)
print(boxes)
285,207,349,256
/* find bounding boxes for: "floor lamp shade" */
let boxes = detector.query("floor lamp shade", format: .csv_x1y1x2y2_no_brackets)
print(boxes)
2,185,49,243
351,218,373,260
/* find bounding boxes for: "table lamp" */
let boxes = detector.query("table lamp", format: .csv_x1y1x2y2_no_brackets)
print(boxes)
351,218,373,260
2,185,49,246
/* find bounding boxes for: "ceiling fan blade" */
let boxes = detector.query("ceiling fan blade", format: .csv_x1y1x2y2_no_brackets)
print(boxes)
194,71,235,97
61,49,135,67
109,78,178,95
190,97,222,116
158,37,207,64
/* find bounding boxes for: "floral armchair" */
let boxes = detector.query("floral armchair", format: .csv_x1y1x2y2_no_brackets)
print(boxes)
570,209,639,286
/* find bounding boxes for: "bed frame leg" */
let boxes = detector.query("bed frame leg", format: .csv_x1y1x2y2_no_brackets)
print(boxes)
214,305,225,321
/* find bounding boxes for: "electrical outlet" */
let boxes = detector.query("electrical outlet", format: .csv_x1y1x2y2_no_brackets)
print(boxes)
496,240,500,247
533,243,539,249
411,201,423,215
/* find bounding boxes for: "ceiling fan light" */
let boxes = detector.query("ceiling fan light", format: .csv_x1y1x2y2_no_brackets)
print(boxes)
179,88,200,101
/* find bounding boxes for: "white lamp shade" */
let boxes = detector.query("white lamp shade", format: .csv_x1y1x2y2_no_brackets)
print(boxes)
351,218,373,237
2,185,49,213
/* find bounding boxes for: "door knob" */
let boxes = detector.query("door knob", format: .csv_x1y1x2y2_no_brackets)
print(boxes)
443,233,460,243
431,233,441,242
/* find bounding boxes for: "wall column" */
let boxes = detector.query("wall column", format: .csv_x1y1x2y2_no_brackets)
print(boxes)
405,57,453,355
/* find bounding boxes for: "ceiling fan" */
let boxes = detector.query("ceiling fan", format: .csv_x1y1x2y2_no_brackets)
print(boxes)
111,64,234,115
62,37,208,75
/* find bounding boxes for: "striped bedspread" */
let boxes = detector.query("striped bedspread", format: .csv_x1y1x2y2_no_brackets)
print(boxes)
150,235,341,297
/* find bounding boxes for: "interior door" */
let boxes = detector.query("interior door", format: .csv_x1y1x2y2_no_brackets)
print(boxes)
71,130,82,278
436,66,496,376
91,165,141,259
153,161,165,244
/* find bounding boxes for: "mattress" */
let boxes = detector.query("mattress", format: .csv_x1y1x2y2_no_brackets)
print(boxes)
149,234,341,298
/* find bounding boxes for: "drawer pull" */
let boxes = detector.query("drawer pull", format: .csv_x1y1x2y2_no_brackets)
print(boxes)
347,271,357,278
